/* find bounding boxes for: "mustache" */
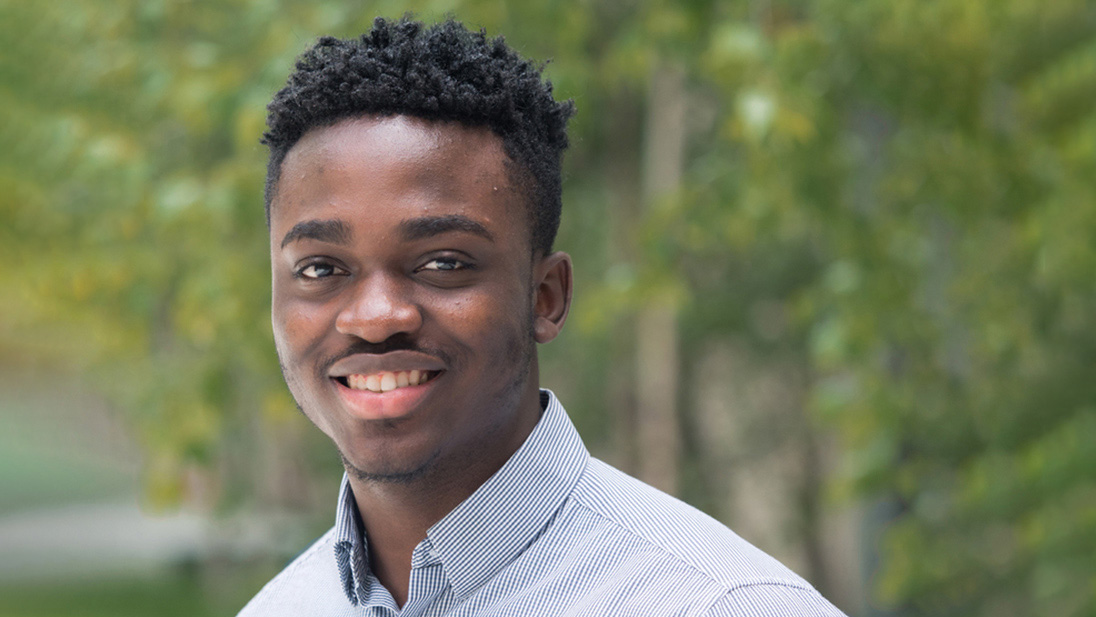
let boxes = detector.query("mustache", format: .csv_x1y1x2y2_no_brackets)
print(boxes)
316,334,453,377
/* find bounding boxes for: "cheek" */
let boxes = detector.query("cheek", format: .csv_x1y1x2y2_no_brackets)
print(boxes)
273,299,331,360
434,285,522,329
441,285,532,356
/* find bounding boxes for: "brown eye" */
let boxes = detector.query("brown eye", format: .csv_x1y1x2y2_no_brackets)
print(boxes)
419,257,470,272
295,262,346,279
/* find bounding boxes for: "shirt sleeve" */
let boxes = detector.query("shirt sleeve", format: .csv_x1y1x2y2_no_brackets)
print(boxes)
704,583,848,617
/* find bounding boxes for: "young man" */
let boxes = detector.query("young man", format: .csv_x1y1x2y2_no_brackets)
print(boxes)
240,16,846,616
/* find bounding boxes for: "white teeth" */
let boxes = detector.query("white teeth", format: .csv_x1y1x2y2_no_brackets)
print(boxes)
365,374,381,392
345,370,432,392
380,372,397,392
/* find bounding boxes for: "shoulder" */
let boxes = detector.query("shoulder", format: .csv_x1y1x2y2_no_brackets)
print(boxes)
572,459,828,599
704,582,848,616
236,527,349,617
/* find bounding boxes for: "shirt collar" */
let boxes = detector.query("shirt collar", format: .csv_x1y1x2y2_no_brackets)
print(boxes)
333,475,374,607
331,389,588,605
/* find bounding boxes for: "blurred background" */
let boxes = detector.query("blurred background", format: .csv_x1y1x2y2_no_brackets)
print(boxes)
2,0,1095,615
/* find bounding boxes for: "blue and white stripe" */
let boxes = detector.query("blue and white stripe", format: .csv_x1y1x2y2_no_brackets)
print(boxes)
238,390,846,616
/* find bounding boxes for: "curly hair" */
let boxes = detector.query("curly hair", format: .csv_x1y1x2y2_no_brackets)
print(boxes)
262,16,575,255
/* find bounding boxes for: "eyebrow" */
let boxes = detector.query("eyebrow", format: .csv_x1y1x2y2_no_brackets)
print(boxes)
397,215,494,242
280,219,351,248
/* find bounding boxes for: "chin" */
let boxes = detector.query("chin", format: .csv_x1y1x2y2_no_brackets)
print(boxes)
340,450,439,485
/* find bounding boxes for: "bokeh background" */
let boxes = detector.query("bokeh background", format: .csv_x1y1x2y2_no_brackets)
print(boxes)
2,1,1095,615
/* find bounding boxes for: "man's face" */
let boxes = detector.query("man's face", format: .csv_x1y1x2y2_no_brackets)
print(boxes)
269,115,568,483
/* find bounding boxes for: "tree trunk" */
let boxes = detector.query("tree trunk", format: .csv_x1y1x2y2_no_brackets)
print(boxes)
634,63,687,495
605,86,642,474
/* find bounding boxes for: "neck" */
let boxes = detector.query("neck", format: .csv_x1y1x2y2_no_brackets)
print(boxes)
346,382,544,607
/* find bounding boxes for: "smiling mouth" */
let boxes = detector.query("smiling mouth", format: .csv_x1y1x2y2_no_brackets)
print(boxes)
335,370,441,393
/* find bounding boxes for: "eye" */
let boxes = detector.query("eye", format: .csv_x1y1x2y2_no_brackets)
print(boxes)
294,261,347,280
418,257,472,272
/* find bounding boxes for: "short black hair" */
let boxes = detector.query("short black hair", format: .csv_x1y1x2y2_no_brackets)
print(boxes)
262,16,575,255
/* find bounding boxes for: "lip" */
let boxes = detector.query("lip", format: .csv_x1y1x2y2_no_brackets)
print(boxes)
328,351,447,421
333,374,442,421
328,350,447,378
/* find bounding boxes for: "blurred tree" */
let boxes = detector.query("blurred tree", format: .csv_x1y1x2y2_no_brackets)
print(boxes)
662,0,1096,615
0,0,340,511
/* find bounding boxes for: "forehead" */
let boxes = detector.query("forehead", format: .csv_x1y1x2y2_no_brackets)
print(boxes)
271,116,522,235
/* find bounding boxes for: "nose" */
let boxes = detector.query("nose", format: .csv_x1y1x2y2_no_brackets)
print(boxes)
335,273,423,343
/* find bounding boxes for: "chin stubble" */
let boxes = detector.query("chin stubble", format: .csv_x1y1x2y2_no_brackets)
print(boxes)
340,451,437,485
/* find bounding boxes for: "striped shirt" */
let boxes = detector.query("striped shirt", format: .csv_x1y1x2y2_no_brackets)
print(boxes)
237,390,846,616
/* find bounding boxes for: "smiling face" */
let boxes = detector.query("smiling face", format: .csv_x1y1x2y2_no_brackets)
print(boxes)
270,115,571,486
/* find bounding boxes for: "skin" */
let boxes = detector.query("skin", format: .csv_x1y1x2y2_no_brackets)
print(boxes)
269,115,572,606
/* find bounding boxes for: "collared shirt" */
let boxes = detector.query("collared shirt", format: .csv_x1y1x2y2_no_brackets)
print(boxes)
238,391,846,616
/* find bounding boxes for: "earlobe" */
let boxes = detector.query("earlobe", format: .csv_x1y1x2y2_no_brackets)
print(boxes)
532,251,573,344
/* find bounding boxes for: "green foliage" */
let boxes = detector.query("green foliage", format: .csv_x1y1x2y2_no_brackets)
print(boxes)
683,1,1096,614
2,0,1094,615
0,0,313,507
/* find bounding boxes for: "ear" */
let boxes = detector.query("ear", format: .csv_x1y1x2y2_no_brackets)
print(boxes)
531,251,573,344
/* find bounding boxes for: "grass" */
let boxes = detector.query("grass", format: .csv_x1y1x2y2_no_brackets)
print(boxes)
0,565,279,617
